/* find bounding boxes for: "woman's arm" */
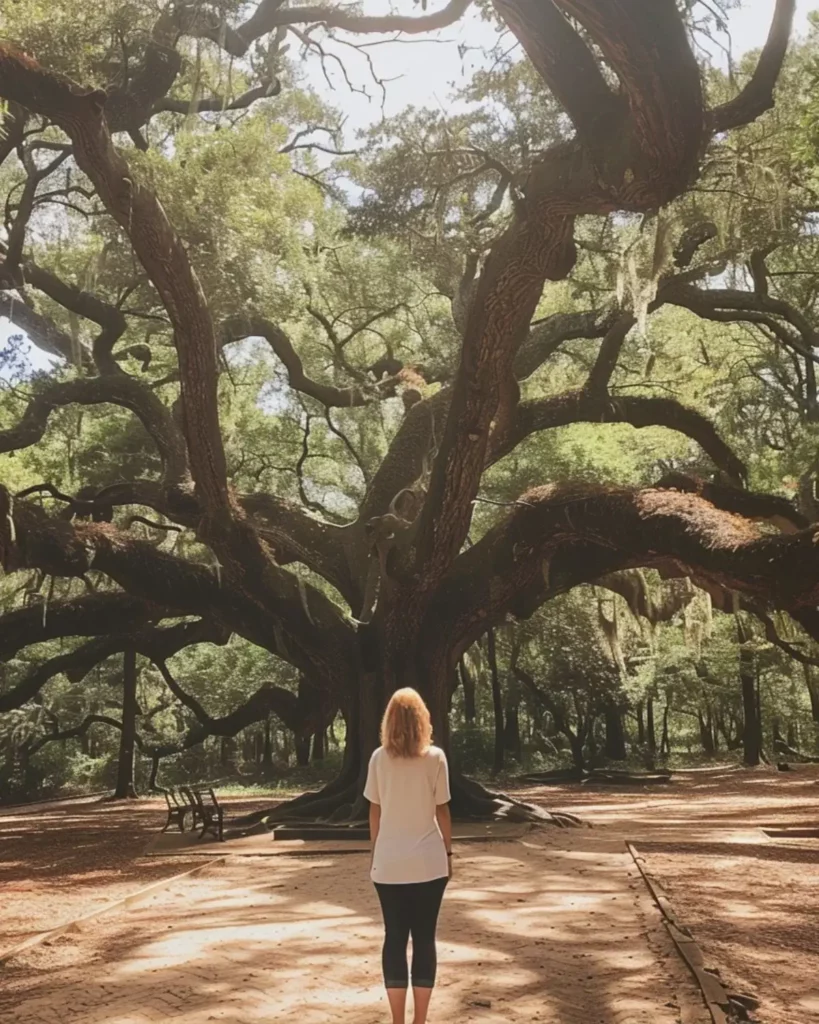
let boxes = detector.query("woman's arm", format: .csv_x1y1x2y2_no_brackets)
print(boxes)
436,802,453,877
369,801,381,867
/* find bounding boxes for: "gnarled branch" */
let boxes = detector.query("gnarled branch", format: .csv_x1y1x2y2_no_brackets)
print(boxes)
431,481,819,656
494,389,747,485
222,315,399,408
0,44,228,511
0,376,189,485
709,0,796,133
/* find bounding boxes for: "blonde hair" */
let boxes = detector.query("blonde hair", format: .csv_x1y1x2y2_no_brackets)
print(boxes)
381,688,433,758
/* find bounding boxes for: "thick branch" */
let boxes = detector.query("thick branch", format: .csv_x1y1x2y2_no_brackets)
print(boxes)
232,0,474,56
156,79,281,115
0,293,91,365
492,0,620,148
154,661,325,745
415,0,710,589
240,492,355,602
0,45,228,510
431,482,819,655
0,376,189,485
494,389,748,485
28,714,128,757
0,618,224,713
21,258,127,374
514,309,618,381
709,0,796,133
0,594,159,661
2,492,358,687
655,472,808,532
104,42,182,133
554,0,704,180
222,316,398,408
586,314,636,394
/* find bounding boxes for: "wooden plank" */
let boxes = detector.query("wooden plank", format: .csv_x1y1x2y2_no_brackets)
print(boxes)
626,841,732,1024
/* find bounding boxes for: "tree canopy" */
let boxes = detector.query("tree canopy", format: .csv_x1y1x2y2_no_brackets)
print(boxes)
2,0,819,814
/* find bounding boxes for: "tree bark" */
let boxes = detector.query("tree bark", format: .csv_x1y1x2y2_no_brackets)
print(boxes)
738,616,762,766
262,715,274,767
311,729,325,761
113,649,139,799
503,671,522,760
698,709,715,755
486,628,505,775
805,665,819,724
604,704,627,761
660,701,670,757
646,697,657,756
636,702,645,745
459,656,477,722
295,736,310,767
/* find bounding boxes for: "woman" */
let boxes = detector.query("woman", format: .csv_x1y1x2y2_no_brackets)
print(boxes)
364,688,453,1024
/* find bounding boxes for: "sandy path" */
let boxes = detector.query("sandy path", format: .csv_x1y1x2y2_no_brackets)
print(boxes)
0,832,707,1024
0,796,280,948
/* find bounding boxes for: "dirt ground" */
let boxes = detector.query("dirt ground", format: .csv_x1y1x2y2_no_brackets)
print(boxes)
0,832,707,1024
523,765,819,1024
1,767,818,1023
0,794,274,948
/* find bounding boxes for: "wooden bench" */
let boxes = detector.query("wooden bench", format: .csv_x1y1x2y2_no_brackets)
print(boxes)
181,786,224,842
161,788,190,834
161,786,224,841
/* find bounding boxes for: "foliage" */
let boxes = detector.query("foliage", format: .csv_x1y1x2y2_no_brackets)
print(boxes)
1,0,818,808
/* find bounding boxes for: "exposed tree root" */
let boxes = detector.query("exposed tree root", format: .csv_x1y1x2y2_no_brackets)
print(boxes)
231,769,583,832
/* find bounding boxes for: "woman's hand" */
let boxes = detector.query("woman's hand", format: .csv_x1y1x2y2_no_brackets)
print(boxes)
447,853,453,881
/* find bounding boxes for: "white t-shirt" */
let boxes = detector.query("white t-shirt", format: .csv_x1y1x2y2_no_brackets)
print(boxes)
364,745,451,885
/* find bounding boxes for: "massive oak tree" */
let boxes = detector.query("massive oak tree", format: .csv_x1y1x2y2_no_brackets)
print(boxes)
0,0,812,819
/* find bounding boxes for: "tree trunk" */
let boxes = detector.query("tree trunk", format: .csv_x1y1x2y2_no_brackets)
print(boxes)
295,735,310,766
220,735,236,770
660,701,670,757
646,697,657,756
249,638,577,828
262,715,273,767
636,701,645,745
311,728,325,761
805,665,819,724
459,656,477,722
568,732,586,772
503,673,522,761
114,648,138,799
738,617,762,767
148,752,161,792
698,709,715,755
604,705,627,761
486,628,505,775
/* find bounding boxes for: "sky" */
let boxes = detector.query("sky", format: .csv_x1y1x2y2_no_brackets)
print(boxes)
1,0,816,370
302,0,816,140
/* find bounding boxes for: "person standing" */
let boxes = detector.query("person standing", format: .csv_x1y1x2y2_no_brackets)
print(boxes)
365,688,453,1024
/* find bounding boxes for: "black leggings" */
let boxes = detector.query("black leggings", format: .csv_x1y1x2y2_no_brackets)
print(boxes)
374,877,448,990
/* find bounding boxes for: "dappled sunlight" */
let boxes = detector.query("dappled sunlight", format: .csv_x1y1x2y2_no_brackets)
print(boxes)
1,838,692,1024
3,772,818,1022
